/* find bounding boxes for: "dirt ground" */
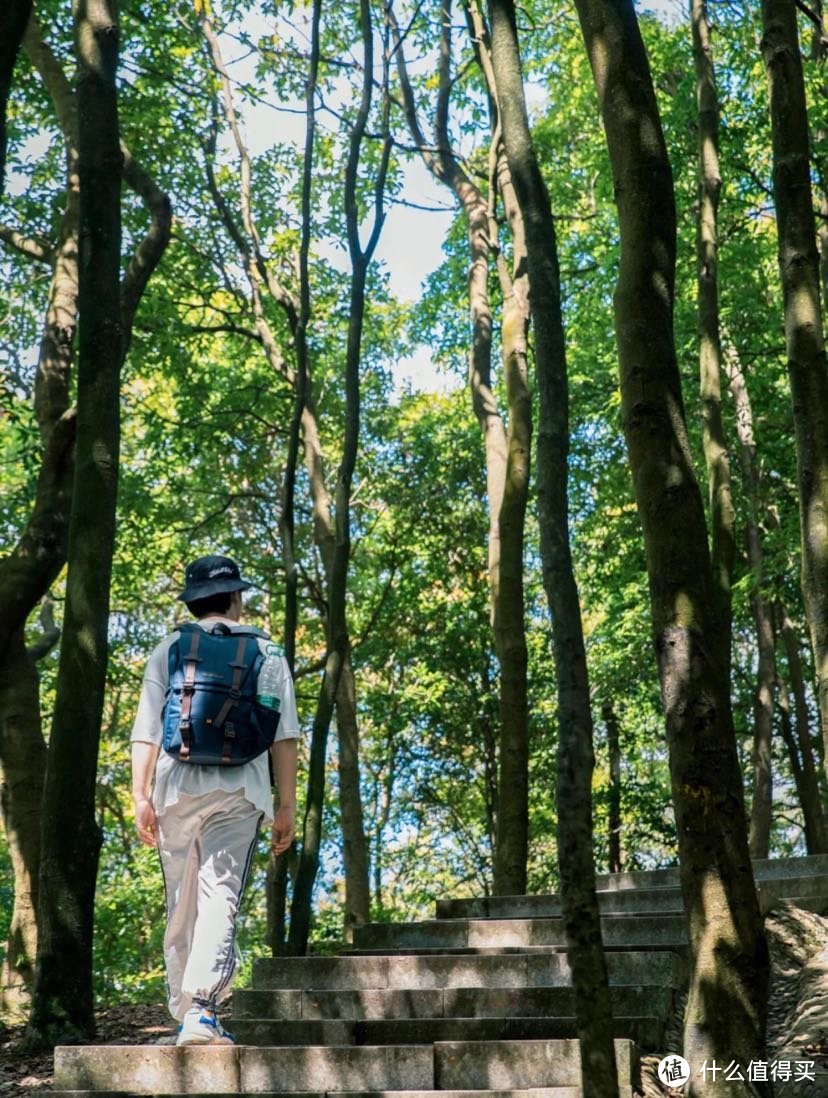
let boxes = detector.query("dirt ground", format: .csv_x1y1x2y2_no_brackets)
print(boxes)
1,903,827,1096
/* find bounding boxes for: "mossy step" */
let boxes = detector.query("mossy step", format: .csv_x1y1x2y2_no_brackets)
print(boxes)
250,951,684,992
352,916,688,952
54,1039,640,1093
233,985,671,1022
436,874,828,920
50,1089,635,1098
230,1016,663,1050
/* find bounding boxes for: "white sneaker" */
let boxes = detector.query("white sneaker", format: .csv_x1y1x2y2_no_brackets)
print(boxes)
175,1006,234,1045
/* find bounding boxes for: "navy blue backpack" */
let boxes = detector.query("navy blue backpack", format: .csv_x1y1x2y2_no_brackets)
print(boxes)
162,623,280,765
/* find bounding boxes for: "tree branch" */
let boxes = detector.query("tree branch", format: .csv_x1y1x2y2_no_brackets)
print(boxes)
0,223,55,264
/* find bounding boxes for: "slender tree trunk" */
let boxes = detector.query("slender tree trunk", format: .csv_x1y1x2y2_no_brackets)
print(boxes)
0,629,47,1021
778,604,828,850
201,2,373,943
725,354,775,857
602,703,622,873
490,138,531,898
337,646,370,932
819,193,828,316
0,15,79,1015
371,730,396,913
288,2,391,953
1,13,167,1023
487,0,617,1093
761,0,828,791
25,0,122,1047
573,1,770,1091
392,0,531,894
691,0,735,663
268,0,320,953
0,0,31,191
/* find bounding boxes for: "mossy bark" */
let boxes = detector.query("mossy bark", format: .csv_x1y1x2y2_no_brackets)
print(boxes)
0,629,47,1021
573,0,770,1092
487,0,618,1092
25,0,123,1047
761,0,828,793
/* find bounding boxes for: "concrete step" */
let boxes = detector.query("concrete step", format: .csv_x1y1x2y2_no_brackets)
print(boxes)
230,1016,663,1050
233,984,671,1021
251,951,684,991
434,1040,639,1091
53,1040,639,1093
437,887,682,920
50,1090,634,1098
54,1045,433,1094
436,873,828,920
593,852,828,891
757,883,828,915
351,916,688,952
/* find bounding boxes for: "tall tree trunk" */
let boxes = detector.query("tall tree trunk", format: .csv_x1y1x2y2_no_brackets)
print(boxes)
761,0,828,791
778,604,828,850
1,13,168,1022
490,130,532,901
486,0,618,1093
691,0,735,663
201,1,373,943
337,647,370,932
288,0,391,954
573,1,770,1091
268,0,320,953
0,629,47,1021
602,703,622,873
25,0,123,1047
392,0,531,894
0,17,79,1013
371,729,396,913
725,353,775,857
0,0,32,191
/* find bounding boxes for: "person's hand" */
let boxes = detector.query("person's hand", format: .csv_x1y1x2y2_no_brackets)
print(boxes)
271,805,295,855
135,797,158,847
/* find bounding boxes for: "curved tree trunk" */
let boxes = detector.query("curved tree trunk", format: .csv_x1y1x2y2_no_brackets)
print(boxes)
602,703,622,873
0,0,31,191
0,18,79,1012
692,0,735,664
392,0,531,894
573,0,770,1091
288,0,391,953
337,646,370,932
761,0,828,792
0,629,47,1021
486,0,618,1093
26,0,123,1047
490,136,532,898
725,352,775,857
778,604,828,851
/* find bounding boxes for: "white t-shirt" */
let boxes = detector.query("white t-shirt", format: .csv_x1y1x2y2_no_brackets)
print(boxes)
131,616,300,822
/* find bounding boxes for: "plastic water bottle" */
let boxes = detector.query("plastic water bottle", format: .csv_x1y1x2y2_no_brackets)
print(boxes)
257,655,281,711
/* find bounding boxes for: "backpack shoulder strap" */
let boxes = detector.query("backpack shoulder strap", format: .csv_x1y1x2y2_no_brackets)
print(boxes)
177,626,202,762
212,633,258,763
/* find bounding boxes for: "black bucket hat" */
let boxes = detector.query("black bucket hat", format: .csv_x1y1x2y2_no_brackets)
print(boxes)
177,554,253,603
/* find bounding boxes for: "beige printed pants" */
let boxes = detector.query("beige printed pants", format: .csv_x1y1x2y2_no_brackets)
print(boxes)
156,788,263,1021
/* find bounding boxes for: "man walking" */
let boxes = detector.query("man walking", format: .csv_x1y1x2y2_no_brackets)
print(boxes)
130,554,299,1045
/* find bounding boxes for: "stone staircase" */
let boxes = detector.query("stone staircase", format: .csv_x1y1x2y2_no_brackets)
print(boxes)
51,854,828,1097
